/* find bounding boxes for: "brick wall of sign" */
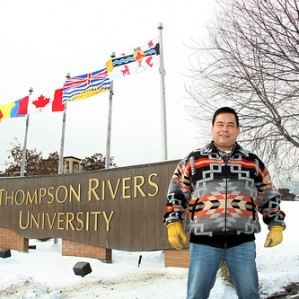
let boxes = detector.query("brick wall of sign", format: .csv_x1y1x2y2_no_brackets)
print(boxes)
62,239,112,263
0,227,189,268
0,228,29,251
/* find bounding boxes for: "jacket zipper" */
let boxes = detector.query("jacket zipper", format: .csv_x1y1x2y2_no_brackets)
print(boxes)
224,156,228,249
250,197,256,221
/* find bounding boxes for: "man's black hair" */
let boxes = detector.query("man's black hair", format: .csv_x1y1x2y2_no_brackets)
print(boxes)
212,107,240,127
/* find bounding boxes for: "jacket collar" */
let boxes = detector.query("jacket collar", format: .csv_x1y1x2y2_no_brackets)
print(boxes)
205,141,241,156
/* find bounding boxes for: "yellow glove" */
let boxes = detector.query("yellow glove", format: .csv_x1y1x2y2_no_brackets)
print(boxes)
167,222,188,250
264,226,284,248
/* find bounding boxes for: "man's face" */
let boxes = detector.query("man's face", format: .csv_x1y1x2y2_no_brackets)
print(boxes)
211,113,240,151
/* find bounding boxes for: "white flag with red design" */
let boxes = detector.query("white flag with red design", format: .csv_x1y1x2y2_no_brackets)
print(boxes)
106,37,160,81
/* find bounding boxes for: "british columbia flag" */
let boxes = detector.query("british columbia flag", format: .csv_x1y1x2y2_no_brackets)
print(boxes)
62,67,110,103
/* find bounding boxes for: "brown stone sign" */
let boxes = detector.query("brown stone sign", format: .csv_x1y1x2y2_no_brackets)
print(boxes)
0,160,179,251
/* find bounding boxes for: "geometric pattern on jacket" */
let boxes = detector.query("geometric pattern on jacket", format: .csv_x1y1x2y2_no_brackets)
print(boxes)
163,142,286,237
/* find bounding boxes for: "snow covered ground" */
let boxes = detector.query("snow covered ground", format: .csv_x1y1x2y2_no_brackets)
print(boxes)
0,201,298,299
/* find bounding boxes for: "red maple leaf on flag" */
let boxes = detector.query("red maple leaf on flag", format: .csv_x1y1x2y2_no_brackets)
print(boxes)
32,95,50,109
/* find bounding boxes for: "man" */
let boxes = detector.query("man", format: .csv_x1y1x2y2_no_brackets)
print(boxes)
163,107,286,299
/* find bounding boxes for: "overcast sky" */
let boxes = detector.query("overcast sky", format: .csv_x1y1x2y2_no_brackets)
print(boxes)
0,0,216,169
1,0,299,195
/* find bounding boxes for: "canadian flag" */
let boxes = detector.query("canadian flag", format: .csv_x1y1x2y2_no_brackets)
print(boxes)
19,88,64,114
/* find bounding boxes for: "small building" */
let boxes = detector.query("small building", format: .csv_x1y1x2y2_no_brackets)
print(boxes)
63,156,83,174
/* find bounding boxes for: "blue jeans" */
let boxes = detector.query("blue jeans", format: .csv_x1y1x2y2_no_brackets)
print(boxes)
187,241,259,299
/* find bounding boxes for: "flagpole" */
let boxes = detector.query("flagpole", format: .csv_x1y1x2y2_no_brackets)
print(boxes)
20,87,33,176
58,102,67,174
58,73,69,174
158,22,168,161
105,52,115,169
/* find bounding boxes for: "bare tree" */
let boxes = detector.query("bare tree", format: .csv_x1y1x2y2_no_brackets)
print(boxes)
3,139,116,176
187,0,299,185
80,153,116,171
4,138,58,176
37,152,59,175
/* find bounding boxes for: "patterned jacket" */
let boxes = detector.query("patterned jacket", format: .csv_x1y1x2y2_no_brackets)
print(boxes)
164,142,286,237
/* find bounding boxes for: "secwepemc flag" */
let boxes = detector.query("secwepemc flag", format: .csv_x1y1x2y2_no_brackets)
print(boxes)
62,68,110,103
106,37,160,81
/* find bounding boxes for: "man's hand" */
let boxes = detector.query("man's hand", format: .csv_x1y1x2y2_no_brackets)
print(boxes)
167,222,188,250
264,226,284,247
